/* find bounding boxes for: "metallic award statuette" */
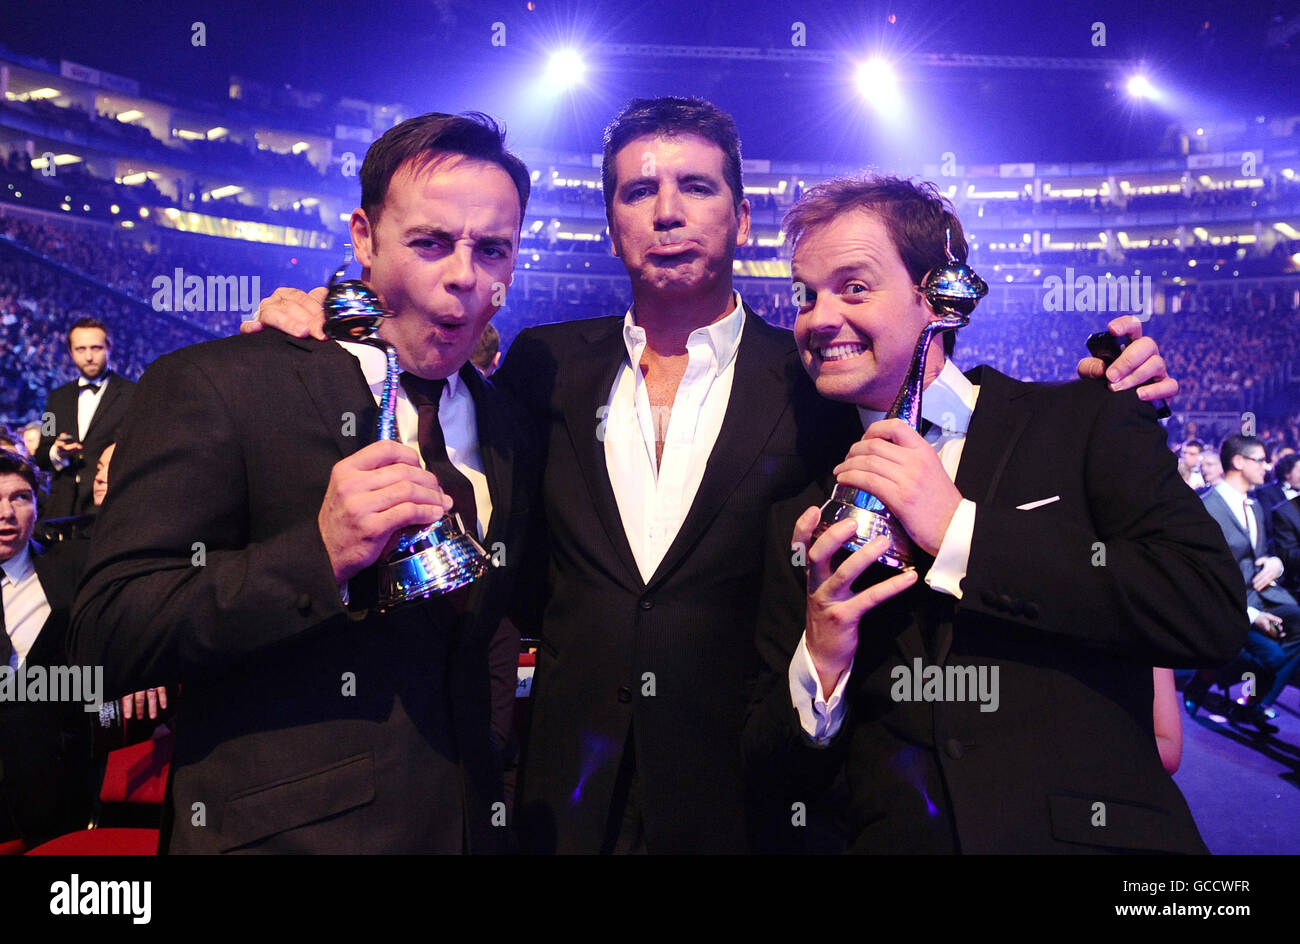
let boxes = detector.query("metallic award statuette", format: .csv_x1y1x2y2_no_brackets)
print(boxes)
322,260,489,609
813,230,988,569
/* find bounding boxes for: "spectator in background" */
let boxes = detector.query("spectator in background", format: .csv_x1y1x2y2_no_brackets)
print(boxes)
1201,435,1300,731
34,318,135,519
21,422,41,458
1199,451,1224,492
471,322,501,377
1182,439,1206,490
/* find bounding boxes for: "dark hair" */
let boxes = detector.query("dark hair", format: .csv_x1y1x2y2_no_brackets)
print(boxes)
67,316,110,348
1221,434,1264,471
471,322,500,371
784,175,969,356
601,97,745,221
1275,452,1300,482
0,448,46,507
1182,438,1205,451
360,112,531,228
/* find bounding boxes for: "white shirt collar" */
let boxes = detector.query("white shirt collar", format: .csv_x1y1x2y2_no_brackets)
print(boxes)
0,542,34,583
336,340,462,400
620,291,747,374
856,359,976,433
1215,480,1250,505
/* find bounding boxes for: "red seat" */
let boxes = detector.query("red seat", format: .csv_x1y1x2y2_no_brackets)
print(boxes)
25,728,174,855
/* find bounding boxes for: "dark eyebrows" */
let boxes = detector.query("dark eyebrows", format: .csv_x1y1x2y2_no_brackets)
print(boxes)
618,170,723,199
400,225,515,249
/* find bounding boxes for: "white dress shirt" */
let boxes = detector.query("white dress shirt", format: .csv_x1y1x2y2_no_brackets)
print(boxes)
604,292,746,583
790,359,981,743
49,375,110,470
337,341,492,539
2,544,51,671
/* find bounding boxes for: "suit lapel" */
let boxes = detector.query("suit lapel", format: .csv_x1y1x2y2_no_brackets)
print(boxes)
646,309,792,589
81,373,123,442
1206,488,1253,546
928,365,1030,666
459,363,513,545
290,337,378,459
561,318,643,591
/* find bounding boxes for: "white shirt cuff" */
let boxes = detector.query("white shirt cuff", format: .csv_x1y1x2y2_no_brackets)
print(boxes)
1247,606,1260,625
48,443,70,471
788,633,852,745
925,499,976,599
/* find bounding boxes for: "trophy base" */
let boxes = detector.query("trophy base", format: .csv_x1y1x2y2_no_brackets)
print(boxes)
814,489,913,571
375,518,489,611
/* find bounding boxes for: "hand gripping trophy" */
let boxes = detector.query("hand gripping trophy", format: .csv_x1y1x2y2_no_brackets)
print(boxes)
322,259,489,609
813,230,988,569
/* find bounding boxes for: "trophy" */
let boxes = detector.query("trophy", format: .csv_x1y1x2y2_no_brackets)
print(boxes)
322,259,489,609
812,230,988,569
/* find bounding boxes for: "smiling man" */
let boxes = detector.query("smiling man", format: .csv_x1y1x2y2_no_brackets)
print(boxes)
70,113,539,853
743,175,1245,854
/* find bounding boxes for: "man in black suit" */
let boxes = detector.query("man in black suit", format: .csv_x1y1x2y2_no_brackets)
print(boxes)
0,450,94,847
744,176,1245,853
249,101,1178,854
1273,454,1300,593
70,113,538,853
1201,435,1300,727
35,318,135,520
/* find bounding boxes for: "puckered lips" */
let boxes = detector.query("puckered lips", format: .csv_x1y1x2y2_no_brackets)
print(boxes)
646,238,698,261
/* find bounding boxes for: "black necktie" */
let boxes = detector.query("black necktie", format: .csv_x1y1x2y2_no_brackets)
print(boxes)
0,565,12,669
399,373,478,538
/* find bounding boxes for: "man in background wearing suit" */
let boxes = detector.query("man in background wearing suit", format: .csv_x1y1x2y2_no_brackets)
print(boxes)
0,449,93,847
71,113,538,853
1202,434,1300,729
1271,454,1300,593
35,318,134,520
744,176,1244,853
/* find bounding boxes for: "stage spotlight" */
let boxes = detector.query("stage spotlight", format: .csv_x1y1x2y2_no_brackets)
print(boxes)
546,49,587,90
856,58,898,109
1126,74,1155,99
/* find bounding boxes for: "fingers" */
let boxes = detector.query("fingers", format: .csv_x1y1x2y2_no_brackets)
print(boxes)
1107,315,1144,341
860,418,928,448
1075,356,1106,380
121,694,133,720
146,687,159,719
1106,337,1161,387
1135,376,1178,402
806,519,858,590
253,286,329,340
820,534,894,600
345,440,426,472
846,568,920,622
792,506,820,557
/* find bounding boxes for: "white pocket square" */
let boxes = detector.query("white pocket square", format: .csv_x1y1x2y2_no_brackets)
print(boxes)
1016,496,1061,511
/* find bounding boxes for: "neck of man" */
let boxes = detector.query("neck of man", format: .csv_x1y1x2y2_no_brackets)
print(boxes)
858,338,949,413
1223,471,1250,495
629,277,737,356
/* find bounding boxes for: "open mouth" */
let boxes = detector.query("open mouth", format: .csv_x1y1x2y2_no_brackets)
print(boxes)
816,342,870,363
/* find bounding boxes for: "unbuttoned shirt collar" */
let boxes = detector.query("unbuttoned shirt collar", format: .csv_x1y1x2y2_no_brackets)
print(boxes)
856,358,976,443
621,290,746,378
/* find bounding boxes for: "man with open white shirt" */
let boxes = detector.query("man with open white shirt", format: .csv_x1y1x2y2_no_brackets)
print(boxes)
744,175,1244,854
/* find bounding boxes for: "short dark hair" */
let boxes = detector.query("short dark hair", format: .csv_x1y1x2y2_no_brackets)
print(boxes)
784,175,970,356
601,97,745,222
1221,434,1265,471
67,316,110,348
0,448,46,506
471,322,500,371
1182,438,1204,451
1275,452,1300,482
360,112,531,229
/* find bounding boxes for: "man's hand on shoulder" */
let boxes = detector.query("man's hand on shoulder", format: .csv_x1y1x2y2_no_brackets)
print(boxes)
241,285,329,340
318,440,454,584
1076,315,1178,403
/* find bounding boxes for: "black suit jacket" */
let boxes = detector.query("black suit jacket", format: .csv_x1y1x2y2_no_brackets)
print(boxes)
36,372,136,519
1252,482,1288,517
744,367,1245,854
495,307,860,853
1272,496,1300,592
1202,486,1298,611
70,331,537,853
0,541,94,846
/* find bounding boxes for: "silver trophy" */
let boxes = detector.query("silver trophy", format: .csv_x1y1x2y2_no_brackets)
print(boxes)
322,260,489,609
813,230,988,569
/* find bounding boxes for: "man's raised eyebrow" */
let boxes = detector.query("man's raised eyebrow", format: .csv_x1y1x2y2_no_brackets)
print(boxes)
400,225,514,245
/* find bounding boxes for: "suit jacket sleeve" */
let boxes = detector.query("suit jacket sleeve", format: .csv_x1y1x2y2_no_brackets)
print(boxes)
68,347,347,698
1273,503,1300,579
742,485,850,845
958,388,1246,667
